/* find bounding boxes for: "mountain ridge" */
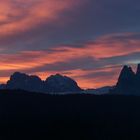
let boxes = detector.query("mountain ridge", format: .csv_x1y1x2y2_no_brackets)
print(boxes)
111,64,140,95
0,72,82,93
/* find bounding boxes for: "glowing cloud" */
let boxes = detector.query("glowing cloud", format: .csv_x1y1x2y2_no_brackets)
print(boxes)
0,33,140,88
0,0,85,37
0,0,139,89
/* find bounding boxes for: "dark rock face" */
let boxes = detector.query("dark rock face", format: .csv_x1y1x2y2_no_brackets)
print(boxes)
136,64,140,76
6,72,44,92
135,64,140,92
111,64,140,95
5,72,81,93
116,65,135,94
45,74,81,93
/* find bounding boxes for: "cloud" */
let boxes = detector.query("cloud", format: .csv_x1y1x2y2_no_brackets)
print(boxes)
0,32,140,88
0,0,140,88
0,0,85,38
0,0,140,51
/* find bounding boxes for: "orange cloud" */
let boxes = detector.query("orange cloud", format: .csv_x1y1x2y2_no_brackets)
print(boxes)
0,1,140,89
0,33,140,88
0,0,85,37
54,33,140,59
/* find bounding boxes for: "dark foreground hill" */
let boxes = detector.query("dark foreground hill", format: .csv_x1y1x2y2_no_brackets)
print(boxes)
0,90,140,140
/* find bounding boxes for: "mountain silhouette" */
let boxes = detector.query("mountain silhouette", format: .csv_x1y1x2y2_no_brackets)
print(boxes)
136,64,140,76
45,74,82,93
2,72,82,93
111,64,140,95
6,72,44,92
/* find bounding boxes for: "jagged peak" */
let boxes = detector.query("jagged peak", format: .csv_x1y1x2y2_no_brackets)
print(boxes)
45,73,81,92
9,72,42,84
30,75,42,81
117,65,135,85
120,65,134,75
12,72,27,76
54,73,64,78
136,63,140,75
46,73,72,81
2,71,82,93
10,72,28,80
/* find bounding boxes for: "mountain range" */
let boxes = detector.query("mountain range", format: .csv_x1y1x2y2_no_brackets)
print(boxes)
110,64,140,95
0,72,82,93
1,64,140,95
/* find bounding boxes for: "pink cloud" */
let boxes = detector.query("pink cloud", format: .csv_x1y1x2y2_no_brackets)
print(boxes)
0,33,140,88
0,0,85,37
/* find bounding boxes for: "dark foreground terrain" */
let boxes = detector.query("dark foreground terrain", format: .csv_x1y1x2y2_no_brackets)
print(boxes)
0,90,140,140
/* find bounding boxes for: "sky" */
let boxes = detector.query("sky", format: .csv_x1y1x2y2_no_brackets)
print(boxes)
0,0,140,88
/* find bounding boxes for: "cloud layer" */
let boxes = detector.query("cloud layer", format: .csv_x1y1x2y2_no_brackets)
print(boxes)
0,33,140,88
0,0,85,36
0,0,140,88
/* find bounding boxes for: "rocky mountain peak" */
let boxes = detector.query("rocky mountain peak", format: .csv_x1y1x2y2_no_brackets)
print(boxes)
45,74,82,93
136,63,140,76
111,64,140,95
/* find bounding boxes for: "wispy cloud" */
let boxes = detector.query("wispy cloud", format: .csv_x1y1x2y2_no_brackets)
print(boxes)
0,0,85,37
0,33,140,88
0,1,140,88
